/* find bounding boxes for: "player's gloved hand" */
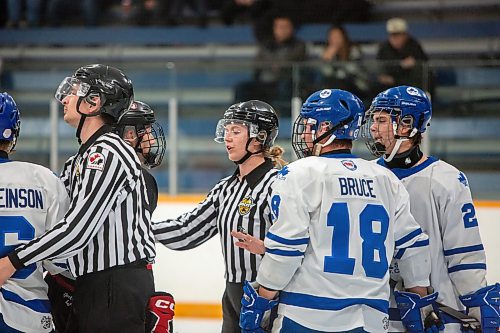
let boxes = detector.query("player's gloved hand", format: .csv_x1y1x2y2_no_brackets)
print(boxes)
240,281,278,333
459,283,500,333
146,292,175,333
395,290,445,333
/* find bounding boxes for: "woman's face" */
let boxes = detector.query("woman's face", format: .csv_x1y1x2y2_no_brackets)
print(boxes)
328,28,346,49
224,123,250,162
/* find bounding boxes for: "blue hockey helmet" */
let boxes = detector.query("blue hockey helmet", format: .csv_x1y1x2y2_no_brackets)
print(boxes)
292,89,365,158
0,92,21,151
369,86,431,134
361,86,432,158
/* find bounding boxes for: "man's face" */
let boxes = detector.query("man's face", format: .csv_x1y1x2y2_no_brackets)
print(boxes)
388,32,408,50
369,111,396,154
140,125,155,155
273,18,293,43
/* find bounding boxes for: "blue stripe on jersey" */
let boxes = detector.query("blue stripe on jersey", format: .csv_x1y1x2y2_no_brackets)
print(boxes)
393,239,429,259
1,289,51,313
448,263,486,273
395,228,423,247
377,156,439,180
266,248,304,257
266,232,309,246
443,244,484,256
280,291,389,314
0,158,10,164
321,153,358,159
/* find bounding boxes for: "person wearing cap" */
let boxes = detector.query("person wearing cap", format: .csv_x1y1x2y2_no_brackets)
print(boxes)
376,17,429,90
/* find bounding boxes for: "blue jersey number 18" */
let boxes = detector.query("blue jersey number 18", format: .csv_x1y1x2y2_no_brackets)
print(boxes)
324,203,389,279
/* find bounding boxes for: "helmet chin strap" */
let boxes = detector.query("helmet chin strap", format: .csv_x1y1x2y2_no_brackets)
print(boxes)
75,97,101,144
383,137,407,162
235,138,263,165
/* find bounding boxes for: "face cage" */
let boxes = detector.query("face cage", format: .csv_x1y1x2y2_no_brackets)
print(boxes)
55,77,91,103
138,122,166,168
361,107,413,157
292,116,318,159
214,119,260,143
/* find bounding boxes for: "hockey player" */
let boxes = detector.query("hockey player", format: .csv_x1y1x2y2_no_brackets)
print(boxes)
0,92,70,333
239,89,437,333
361,85,499,332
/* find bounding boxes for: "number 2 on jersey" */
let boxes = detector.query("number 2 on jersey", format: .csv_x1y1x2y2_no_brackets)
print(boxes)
0,216,36,279
325,203,389,279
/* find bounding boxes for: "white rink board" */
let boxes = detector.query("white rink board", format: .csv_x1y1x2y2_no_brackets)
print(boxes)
152,203,500,304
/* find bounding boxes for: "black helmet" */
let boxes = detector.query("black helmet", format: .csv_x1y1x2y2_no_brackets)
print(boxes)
72,64,134,121
116,101,166,168
215,100,279,149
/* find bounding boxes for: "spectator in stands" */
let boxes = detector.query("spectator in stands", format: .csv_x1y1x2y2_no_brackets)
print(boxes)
166,0,208,27
46,0,100,26
376,17,430,91
320,25,371,101
6,0,42,28
111,0,167,26
235,14,307,115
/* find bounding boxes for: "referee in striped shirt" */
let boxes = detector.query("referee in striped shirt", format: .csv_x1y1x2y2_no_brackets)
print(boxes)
0,64,156,333
152,100,283,332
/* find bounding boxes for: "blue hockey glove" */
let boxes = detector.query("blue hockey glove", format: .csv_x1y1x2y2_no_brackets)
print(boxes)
459,283,500,333
239,281,278,333
395,290,445,333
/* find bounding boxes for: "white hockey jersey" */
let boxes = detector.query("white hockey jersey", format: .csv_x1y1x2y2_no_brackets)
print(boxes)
378,157,487,333
0,158,70,333
257,153,431,332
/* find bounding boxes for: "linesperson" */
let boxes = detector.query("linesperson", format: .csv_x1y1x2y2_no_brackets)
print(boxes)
151,100,284,332
0,64,157,333
44,99,168,333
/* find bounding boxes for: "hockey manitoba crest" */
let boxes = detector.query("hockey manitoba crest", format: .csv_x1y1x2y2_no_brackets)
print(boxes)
87,152,105,171
238,196,255,216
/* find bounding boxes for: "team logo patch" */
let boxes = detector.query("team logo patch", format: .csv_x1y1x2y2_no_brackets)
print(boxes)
276,165,289,180
238,196,255,216
341,160,357,171
87,152,105,171
406,86,420,96
458,171,469,187
319,89,332,98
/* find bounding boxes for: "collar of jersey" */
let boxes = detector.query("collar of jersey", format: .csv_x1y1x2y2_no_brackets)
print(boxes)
377,156,439,179
0,150,9,162
320,152,358,159
233,158,274,189
78,124,113,155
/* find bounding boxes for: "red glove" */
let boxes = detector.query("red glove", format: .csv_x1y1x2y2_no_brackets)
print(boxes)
146,292,175,333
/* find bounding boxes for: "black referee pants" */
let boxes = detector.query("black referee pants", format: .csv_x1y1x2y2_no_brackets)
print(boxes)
222,281,244,333
73,261,155,333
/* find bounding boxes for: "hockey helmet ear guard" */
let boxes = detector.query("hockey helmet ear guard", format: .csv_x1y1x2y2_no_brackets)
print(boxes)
0,92,21,151
292,89,365,159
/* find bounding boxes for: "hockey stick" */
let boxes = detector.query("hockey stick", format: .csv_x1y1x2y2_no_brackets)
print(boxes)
436,302,482,332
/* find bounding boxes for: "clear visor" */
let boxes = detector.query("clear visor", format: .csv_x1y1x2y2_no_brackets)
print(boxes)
214,119,259,143
54,77,90,102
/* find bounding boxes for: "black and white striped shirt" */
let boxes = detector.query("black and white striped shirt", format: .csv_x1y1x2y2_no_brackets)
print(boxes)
152,159,278,283
9,125,156,277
